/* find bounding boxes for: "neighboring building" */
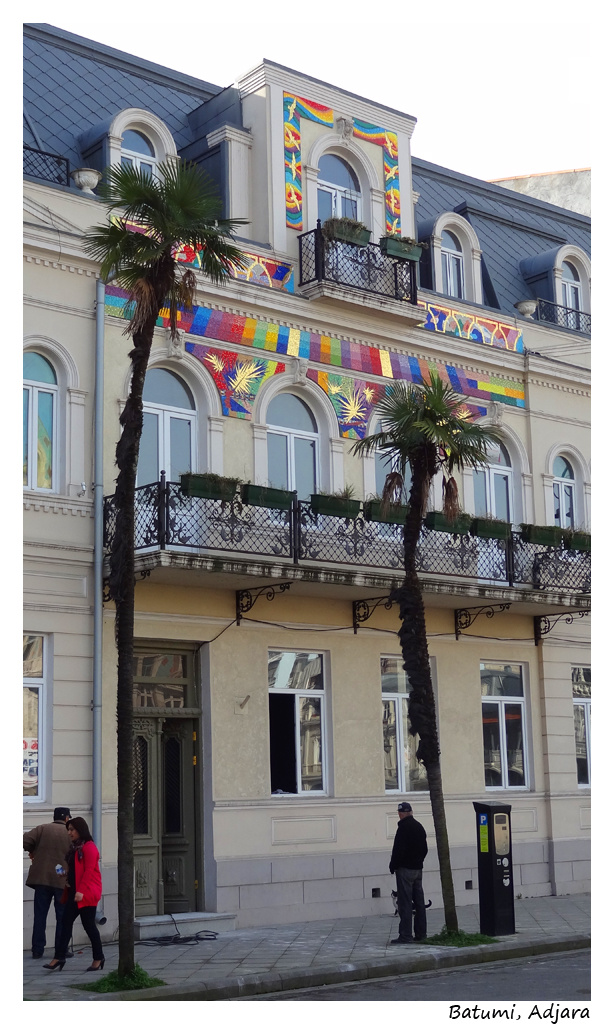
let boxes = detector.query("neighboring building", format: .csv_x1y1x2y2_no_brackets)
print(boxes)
490,169,591,218
23,23,590,944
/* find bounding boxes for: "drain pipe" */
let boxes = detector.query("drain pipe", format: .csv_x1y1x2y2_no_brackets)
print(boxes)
92,277,105,851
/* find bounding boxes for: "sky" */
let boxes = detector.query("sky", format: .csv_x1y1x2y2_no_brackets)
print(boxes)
21,1,593,183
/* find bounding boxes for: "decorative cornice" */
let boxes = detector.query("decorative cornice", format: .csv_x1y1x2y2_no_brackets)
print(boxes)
24,254,97,277
23,495,93,517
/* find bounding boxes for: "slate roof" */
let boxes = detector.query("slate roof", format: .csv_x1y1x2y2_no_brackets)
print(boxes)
412,157,590,317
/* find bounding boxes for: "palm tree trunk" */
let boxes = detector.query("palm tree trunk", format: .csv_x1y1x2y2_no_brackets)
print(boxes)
394,455,459,933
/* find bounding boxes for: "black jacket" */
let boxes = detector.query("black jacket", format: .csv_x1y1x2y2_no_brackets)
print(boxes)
389,815,428,873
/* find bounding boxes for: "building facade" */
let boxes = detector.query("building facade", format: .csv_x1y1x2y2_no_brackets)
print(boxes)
23,23,590,944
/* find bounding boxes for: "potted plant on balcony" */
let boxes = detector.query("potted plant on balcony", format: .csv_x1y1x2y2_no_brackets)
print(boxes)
241,482,294,510
310,485,361,519
562,528,591,551
321,216,371,247
425,510,472,535
180,472,241,502
520,523,564,547
470,515,512,540
379,235,427,261
363,496,408,524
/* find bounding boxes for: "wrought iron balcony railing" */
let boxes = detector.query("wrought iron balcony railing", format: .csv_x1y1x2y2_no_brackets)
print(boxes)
298,223,418,305
535,297,591,335
23,145,70,186
103,479,590,595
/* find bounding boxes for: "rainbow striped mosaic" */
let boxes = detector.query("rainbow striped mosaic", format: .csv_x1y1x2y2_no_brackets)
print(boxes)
419,300,523,352
284,92,334,230
105,288,525,414
352,118,400,234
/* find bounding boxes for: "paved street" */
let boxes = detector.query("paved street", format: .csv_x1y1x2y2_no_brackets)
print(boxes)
238,948,591,1000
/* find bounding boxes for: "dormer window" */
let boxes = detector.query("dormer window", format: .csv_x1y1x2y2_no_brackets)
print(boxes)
561,261,582,329
121,129,156,176
441,230,464,299
317,154,362,223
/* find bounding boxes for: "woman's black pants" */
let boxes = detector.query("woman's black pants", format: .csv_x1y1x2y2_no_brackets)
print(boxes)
55,901,103,961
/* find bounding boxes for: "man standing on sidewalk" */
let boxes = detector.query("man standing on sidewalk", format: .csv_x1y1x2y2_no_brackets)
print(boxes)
23,807,72,958
389,801,428,944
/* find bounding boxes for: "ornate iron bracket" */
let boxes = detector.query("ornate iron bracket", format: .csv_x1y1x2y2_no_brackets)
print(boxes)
103,569,151,603
352,595,394,634
454,603,511,640
236,583,292,624
533,609,590,646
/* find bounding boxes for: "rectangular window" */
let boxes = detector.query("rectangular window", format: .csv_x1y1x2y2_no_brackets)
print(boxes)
381,656,428,793
572,667,591,786
481,662,527,788
268,650,325,794
23,634,45,800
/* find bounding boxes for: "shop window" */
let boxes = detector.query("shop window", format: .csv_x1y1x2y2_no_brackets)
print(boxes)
23,634,46,801
269,650,325,794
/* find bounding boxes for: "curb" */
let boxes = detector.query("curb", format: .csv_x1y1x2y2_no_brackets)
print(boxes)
42,933,590,1001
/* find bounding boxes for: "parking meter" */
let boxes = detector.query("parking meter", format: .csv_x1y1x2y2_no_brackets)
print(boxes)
472,800,515,936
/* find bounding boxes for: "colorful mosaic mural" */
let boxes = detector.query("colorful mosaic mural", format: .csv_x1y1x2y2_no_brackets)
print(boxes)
185,343,285,417
306,370,385,438
419,300,523,352
352,119,400,235
105,288,524,411
284,93,334,230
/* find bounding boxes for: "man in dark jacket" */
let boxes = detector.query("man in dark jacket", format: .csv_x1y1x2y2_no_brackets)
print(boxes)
23,807,72,958
389,801,428,944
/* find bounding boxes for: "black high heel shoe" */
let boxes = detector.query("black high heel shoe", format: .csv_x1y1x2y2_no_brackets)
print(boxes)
43,959,65,971
85,957,105,972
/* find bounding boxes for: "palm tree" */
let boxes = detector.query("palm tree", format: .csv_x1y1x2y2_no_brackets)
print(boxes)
351,373,504,932
84,160,247,976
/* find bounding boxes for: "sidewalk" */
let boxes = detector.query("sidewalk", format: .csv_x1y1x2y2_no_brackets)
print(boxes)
23,893,590,1001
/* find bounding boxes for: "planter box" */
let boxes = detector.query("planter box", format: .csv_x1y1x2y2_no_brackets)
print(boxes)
520,524,563,547
425,511,472,535
563,532,591,552
180,474,239,502
241,484,294,510
310,494,361,519
470,518,511,540
379,236,423,261
324,223,371,247
363,500,408,525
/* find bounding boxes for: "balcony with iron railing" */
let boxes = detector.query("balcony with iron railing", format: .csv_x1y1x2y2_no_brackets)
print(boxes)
535,297,591,335
104,477,590,597
23,145,70,186
298,222,422,322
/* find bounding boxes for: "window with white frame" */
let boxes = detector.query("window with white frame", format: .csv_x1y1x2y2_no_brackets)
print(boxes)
481,662,528,788
23,352,57,491
266,393,319,500
572,666,591,786
121,128,157,176
381,655,428,792
473,442,513,522
561,261,582,329
553,455,575,529
317,153,362,223
23,634,46,800
268,650,325,794
441,230,465,299
137,368,196,485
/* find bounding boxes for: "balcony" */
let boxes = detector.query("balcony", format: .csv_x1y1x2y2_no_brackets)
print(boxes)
535,297,591,335
298,224,424,324
23,145,70,186
104,480,590,598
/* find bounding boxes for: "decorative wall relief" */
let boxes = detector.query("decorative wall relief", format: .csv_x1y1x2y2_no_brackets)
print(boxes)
352,119,400,234
418,300,524,353
284,92,334,230
185,342,285,418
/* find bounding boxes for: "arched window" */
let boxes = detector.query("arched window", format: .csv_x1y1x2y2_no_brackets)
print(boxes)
561,261,582,329
473,442,513,522
317,154,362,223
137,368,196,485
441,230,464,299
121,128,157,176
266,393,319,500
23,352,57,491
553,455,575,529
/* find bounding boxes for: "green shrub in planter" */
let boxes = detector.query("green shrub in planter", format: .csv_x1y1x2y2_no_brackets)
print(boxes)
321,217,371,247
425,511,472,535
470,517,511,540
379,235,424,261
520,524,563,547
180,472,240,501
310,494,361,519
562,530,591,552
363,500,408,524
241,484,294,510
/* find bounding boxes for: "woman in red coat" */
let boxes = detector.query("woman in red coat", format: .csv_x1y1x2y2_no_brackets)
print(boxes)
43,817,104,972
